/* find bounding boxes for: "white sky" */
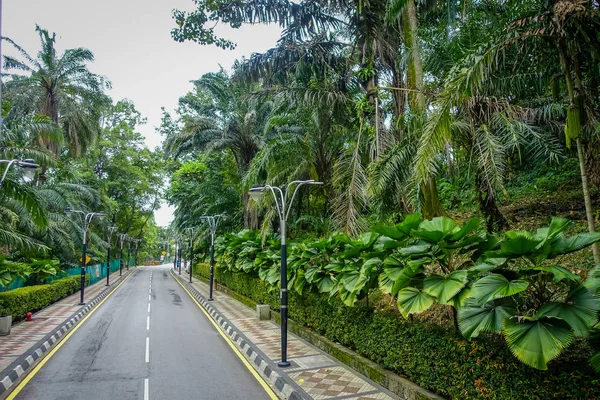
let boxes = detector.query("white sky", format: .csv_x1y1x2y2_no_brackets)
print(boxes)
4,0,281,226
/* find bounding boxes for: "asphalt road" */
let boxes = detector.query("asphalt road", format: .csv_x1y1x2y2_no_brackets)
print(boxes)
14,266,271,400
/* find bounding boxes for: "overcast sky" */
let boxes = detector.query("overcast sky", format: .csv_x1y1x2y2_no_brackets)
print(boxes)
3,0,281,226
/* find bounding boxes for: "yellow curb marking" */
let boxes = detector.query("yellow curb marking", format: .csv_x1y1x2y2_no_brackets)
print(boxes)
6,271,135,400
170,269,278,400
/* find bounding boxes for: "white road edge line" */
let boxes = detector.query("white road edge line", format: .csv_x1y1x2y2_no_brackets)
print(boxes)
145,337,150,363
144,378,149,400
147,316,150,330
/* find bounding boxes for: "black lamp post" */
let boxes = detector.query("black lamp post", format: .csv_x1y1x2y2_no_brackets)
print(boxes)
118,233,128,276
134,239,140,267
177,235,182,275
106,226,117,286
200,214,226,301
65,208,105,305
127,237,132,271
185,228,196,283
248,180,322,368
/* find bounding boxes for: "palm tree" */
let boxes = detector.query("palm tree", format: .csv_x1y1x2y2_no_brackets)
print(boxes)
414,0,600,260
164,71,272,228
2,25,110,159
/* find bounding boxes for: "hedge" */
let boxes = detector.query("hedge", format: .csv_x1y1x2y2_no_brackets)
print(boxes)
0,275,89,322
193,262,599,400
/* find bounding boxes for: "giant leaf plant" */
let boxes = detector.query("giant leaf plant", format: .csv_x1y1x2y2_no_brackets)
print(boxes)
462,217,600,370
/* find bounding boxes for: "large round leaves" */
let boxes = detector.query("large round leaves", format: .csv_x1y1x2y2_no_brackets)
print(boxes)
423,270,469,304
537,287,600,336
413,217,458,243
503,316,574,370
584,266,600,295
470,273,529,305
397,287,435,318
458,299,515,339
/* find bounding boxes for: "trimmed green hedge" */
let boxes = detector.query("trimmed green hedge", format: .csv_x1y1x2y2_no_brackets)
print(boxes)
194,262,599,400
0,275,89,321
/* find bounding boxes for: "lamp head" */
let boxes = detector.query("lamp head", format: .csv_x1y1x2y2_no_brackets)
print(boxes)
19,159,39,180
248,185,265,202
65,207,73,214
96,212,105,218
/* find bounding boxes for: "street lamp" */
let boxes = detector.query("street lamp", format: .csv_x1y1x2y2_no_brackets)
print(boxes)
177,235,183,275
118,233,128,276
248,180,322,367
0,159,39,186
133,239,140,267
106,226,118,286
65,207,105,305
200,213,226,301
185,227,196,283
126,237,132,271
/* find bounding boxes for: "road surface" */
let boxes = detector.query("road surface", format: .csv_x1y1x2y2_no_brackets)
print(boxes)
13,266,272,400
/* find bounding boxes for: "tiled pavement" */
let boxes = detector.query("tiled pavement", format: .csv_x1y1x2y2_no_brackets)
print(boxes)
0,270,128,376
182,272,401,400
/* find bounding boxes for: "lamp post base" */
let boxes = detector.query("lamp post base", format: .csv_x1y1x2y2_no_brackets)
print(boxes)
78,302,86,306
208,298,214,301
277,361,291,368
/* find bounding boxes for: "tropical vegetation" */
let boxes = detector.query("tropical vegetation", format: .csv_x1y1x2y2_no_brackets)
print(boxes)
162,0,600,396
0,26,165,289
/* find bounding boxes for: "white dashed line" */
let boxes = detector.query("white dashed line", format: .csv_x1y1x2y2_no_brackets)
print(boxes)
147,316,150,331
148,303,150,313
145,337,150,363
144,378,149,400
148,294,151,301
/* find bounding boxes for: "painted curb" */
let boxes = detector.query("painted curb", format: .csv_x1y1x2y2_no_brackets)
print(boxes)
172,272,306,400
0,271,133,397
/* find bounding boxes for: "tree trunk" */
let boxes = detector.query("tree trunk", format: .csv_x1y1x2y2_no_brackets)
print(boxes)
558,39,600,265
402,0,425,111
403,0,444,219
476,170,508,233
243,193,259,230
577,137,600,264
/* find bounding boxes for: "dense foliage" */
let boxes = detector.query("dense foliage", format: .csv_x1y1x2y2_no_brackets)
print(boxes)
163,0,600,394
194,264,599,399
209,215,600,372
0,275,87,320
0,26,166,282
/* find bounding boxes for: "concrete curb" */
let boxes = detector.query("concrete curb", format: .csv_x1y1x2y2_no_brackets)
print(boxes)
0,270,133,397
172,272,306,400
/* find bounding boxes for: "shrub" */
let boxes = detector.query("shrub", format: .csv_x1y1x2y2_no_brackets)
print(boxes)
196,265,600,399
0,275,89,321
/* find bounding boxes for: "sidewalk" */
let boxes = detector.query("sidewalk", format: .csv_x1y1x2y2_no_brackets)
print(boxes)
174,271,402,400
0,269,132,397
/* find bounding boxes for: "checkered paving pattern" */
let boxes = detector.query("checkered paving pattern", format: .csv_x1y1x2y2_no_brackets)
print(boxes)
0,357,18,371
289,367,392,400
0,334,45,342
219,307,256,321
35,305,77,318
242,328,281,344
0,341,34,356
237,319,279,331
346,394,398,400
257,339,319,359
8,318,62,336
